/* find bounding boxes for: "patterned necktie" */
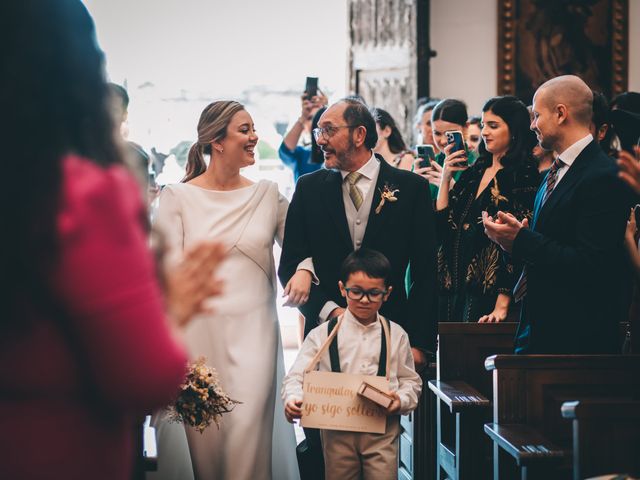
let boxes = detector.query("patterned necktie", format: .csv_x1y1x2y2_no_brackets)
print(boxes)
513,157,565,302
542,157,565,205
345,171,363,210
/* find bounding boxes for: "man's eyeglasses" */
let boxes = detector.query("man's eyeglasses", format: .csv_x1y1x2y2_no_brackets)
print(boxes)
344,287,388,302
312,125,357,141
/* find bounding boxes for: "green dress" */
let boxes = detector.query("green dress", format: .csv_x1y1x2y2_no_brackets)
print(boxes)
429,150,478,200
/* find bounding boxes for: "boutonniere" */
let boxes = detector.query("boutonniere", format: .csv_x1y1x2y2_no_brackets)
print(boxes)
375,183,399,214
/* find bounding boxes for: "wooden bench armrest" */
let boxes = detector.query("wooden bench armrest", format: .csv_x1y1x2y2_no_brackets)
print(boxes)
428,380,490,412
561,400,640,420
483,423,565,466
484,354,640,371
143,415,158,471
437,322,519,335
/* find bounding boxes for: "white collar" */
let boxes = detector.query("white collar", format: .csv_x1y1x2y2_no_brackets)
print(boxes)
557,134,593,167
343,307,381,330
340,152,379,181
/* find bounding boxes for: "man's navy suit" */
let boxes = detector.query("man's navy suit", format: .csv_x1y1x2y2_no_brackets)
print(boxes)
512,140,633,353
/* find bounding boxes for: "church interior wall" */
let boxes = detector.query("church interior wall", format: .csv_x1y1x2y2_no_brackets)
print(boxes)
429,0,639,116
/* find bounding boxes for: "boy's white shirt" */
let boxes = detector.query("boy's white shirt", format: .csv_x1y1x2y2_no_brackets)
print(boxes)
282,308,422,415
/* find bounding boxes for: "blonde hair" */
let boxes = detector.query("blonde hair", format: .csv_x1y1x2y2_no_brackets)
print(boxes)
182,100,245,182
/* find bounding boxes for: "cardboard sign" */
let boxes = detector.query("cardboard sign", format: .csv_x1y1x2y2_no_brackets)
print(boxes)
301,371,389,433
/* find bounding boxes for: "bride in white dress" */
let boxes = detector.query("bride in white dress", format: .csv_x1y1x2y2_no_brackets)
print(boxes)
151,101,311,480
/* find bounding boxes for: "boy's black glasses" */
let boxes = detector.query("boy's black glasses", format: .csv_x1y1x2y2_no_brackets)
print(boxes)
344,287,387,302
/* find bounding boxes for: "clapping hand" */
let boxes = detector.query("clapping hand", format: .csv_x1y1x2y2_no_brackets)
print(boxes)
482,211,529,253
625,206,639,249
166,241,226,327
617,146,640,195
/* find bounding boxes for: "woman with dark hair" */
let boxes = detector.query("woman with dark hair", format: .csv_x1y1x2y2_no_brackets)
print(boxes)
154,100,305,479
0,1,224,479
371,107,414,170
414,98,478,198
434,96,541,323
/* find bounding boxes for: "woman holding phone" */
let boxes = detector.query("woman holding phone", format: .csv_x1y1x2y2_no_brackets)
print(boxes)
413,98,477,198
434,96,540,323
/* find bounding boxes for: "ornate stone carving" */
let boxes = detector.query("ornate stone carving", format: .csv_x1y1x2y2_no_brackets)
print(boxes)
348,0,421,142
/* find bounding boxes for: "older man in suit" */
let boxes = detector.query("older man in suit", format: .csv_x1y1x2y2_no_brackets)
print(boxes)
483,75,633,354
279,97,437,365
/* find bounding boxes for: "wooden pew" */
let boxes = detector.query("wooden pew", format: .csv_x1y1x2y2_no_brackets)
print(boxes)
561,399,640,480
399,364,437,480
427,323,518,480
483,355,640,480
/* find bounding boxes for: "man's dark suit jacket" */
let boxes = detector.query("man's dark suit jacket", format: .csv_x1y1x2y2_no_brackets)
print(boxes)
278,155,438,352
512,140,633,354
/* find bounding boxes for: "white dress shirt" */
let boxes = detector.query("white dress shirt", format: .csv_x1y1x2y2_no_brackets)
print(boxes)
339,153,380,203
553,133,593,191
282,309,422,415
317,153,381,321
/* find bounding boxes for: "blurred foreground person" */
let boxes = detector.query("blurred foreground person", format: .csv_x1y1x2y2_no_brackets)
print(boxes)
0,2,224,479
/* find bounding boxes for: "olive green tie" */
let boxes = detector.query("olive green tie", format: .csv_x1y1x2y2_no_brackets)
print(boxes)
346,172,363,210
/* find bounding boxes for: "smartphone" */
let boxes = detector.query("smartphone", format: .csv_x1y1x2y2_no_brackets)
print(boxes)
304,77,318,99
446,130,467,154
416,144,436,169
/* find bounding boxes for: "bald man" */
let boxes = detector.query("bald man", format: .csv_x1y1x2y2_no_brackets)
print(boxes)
483,75,633,353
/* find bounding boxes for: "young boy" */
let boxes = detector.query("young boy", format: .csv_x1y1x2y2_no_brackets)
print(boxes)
282,248,422,479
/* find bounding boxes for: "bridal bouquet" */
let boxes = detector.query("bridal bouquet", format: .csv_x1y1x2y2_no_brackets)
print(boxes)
167,357,240,433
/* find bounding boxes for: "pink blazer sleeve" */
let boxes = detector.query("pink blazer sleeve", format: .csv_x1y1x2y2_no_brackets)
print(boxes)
53,156,186,412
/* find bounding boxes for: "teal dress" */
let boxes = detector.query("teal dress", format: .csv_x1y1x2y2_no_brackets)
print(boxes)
429,150,478,200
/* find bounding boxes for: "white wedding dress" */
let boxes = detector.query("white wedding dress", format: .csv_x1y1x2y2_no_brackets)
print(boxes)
149,180,299,480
